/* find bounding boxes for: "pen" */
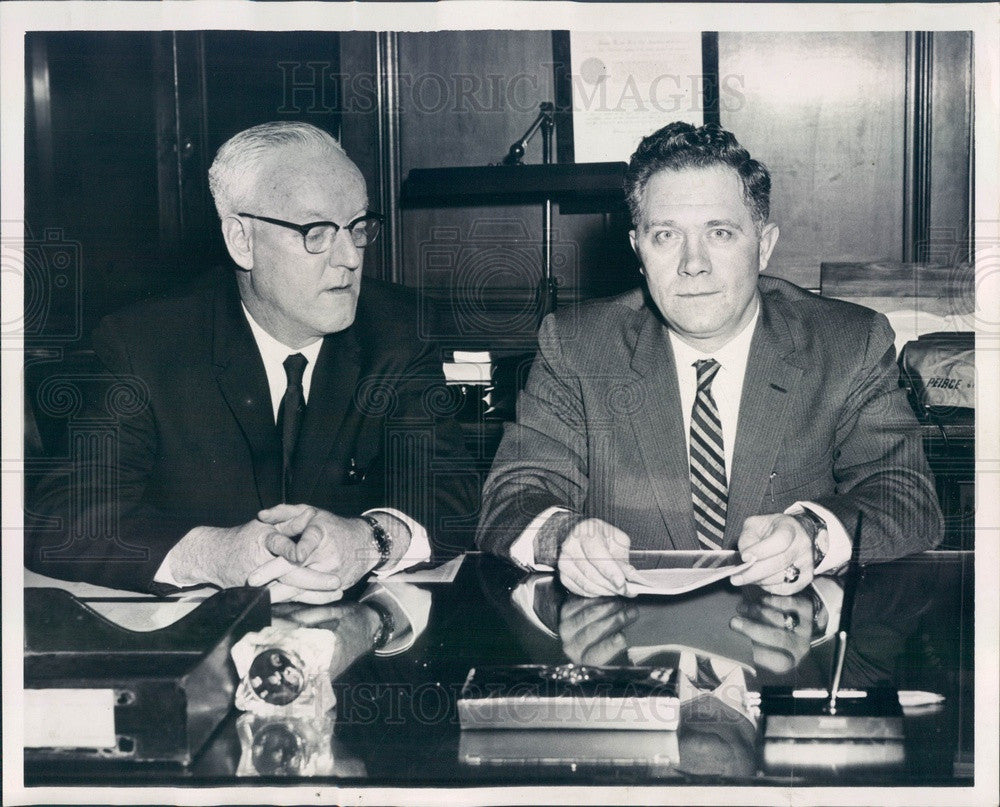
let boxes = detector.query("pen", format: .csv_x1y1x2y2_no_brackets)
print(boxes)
828,512,864,714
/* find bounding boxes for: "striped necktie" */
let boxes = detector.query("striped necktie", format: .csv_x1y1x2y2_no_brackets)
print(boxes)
690,358,727,549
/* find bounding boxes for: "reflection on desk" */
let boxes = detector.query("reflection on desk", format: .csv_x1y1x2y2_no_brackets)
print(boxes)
24,550,974,788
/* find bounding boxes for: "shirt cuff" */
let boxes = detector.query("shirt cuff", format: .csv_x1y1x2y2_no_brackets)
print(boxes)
153,526,215,587
509,575,559,639
361,581,432,656
509,506,567,572
809,576,845,646
786,501,852,576
364,508,430,577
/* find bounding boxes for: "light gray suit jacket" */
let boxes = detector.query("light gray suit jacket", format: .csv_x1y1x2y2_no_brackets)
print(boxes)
477,276,943,563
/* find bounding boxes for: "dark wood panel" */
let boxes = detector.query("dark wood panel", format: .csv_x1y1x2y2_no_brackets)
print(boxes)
930,31,973,265
338,32,386,281
820,261,969,298
397,31,555,301
25,32,166,345
396,31,555,170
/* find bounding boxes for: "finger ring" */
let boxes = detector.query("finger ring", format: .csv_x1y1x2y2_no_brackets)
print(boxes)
783,565,800,584
782,612,800,631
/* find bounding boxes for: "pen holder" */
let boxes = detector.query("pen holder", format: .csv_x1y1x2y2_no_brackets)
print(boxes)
759,686,905,774
760,685,903,740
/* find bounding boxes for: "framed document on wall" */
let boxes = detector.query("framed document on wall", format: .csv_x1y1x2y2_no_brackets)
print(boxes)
552,31,718,164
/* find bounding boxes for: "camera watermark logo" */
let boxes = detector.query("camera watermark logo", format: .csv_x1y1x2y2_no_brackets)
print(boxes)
924,225,1000,339
2,224,82,342
417,219,578,346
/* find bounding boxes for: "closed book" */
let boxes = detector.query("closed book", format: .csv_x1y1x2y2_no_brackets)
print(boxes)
458,664,679,731
24,586,270,767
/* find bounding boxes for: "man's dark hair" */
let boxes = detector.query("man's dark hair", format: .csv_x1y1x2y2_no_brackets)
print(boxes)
624,122,771,229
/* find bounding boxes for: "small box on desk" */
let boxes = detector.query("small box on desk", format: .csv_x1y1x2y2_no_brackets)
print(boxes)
24,586,270,767
458,664,679,731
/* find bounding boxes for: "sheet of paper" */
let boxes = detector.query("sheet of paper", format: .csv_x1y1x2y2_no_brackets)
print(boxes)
24,569,216,600
570,31,703,163
25,569,215,631
624,559,752,596
84,599,207,632
391,553,465,584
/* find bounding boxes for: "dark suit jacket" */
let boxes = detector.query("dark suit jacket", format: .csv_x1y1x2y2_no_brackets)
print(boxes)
27,269,478,591
477,276,943,563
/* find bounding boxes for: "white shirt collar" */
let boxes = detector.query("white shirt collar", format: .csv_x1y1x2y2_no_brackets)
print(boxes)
241,302,324,417
667,295,760,374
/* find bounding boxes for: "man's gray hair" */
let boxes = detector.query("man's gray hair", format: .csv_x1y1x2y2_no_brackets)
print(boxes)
208,121,345,219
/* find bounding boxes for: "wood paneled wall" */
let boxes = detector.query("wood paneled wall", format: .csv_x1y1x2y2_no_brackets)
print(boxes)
26,33,165,341
26,29,973,351
719,32,908,289
929,31,973,265
391,31,637,350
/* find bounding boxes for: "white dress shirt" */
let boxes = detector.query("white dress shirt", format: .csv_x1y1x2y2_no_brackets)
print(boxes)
242,303,324,419
510,297,850,574
154,305,430,588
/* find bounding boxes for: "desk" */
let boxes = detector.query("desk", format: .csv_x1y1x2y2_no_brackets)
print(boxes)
25,550,974,788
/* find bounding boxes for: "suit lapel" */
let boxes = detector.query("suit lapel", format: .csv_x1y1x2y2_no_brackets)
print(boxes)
724,294,805,547
627,310,700,550
291,327,362,502
211,277,282,508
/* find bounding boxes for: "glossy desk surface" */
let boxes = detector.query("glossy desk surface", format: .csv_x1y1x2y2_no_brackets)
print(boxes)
26,550,975,790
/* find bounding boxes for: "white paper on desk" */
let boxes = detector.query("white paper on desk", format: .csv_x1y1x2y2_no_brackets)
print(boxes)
25,569,215,631
624,559,751,596
391,553,464,584
85,598,209,632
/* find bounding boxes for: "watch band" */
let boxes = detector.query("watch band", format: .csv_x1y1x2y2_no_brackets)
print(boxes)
792,508,828,569
365,598,396,650
360,513,393,570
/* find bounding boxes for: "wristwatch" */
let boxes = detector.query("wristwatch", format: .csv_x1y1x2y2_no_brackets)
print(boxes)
792,507,828,569
360,513,393,570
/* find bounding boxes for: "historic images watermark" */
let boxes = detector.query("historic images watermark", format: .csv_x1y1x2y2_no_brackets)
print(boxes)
276,62,745,117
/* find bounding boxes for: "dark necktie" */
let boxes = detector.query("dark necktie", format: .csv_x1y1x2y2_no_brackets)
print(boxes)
278,353,308,502
690,358,727,549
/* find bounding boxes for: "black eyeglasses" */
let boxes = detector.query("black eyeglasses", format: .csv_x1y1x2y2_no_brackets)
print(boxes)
238,211,383,253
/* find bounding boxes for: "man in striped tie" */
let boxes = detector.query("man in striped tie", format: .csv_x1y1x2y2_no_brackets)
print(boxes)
478,121,942,597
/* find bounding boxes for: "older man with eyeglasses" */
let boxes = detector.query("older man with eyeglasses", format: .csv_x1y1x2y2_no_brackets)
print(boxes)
27,122,477,602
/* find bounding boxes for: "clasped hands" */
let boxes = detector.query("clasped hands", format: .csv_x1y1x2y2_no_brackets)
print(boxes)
557,513,818,599
252,504,384,603
178,504,384,603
